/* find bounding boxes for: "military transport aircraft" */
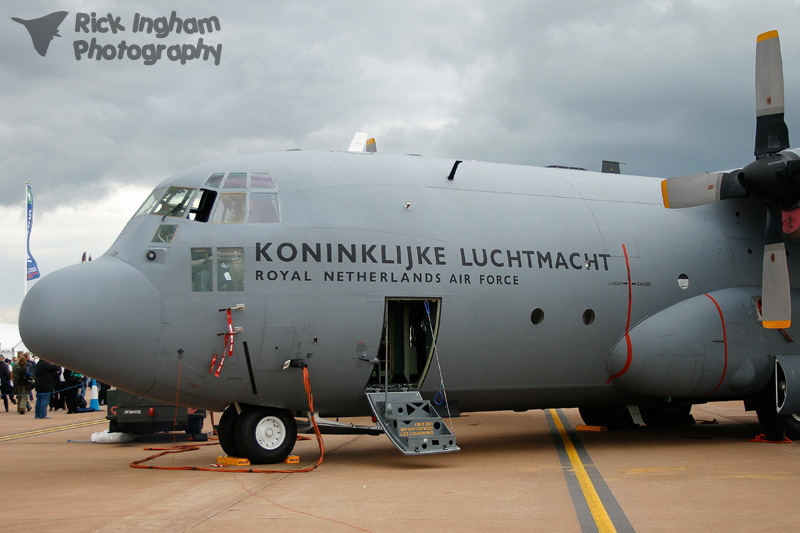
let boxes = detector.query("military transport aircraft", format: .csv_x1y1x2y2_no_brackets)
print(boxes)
19,31,800,463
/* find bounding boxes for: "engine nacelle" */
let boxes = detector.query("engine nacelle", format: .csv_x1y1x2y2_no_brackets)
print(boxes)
608,287,776,400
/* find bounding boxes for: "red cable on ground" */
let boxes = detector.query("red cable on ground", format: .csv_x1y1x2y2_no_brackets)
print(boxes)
130,366,325,473
748,433,792,443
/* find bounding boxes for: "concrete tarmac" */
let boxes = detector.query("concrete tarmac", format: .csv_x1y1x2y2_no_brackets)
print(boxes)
3,400,798,532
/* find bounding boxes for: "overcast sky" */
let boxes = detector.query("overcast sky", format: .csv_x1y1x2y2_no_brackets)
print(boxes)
2,0,800,325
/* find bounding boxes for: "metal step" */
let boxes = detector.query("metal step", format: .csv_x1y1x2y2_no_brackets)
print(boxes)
366,391,459,455
296,413,384,435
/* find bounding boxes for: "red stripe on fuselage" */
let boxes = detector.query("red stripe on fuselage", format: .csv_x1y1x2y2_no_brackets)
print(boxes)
705,293,728,394
608,244,633,383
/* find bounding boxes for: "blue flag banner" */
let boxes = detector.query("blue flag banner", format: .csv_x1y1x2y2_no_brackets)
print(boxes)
26,184,40,281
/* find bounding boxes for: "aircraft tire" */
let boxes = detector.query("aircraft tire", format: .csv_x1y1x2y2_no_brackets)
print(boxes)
753,381,791,441
640,403,695,426
578,406,637,429
217,406,242,457
755,402,786,441
235,407,297,464
783,414,800,440
578,407,604,427
754,411,800,441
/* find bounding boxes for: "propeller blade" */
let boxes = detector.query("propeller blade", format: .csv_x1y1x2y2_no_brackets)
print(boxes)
755,30,789,158
762,242,792,328
662,33,795,330
661,171,745,208
762,202,791,328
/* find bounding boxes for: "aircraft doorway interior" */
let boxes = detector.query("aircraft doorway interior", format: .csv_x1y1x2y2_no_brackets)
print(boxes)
367,298,441,391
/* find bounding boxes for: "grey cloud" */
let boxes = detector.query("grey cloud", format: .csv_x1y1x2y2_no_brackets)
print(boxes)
3,0,800,212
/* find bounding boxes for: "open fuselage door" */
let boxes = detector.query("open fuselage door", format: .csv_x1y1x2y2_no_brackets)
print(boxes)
368,298,439,389
365,297,459,455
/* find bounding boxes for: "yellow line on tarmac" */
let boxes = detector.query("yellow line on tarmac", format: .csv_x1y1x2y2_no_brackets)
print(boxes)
549,409,617,533
0,418,107,442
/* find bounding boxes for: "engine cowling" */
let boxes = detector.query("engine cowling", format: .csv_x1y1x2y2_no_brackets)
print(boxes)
607,288,780,400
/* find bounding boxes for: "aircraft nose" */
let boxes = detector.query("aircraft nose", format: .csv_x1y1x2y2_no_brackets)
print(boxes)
19,256,161,394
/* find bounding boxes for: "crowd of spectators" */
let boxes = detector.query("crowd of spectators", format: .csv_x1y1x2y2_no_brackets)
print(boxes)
1,352,107,417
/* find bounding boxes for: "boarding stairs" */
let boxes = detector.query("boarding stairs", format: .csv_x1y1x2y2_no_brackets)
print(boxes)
366,391,459,455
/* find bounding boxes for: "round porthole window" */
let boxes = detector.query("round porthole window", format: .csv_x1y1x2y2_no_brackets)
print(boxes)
530,308,544,325
678,273,689,290
582,309,595,325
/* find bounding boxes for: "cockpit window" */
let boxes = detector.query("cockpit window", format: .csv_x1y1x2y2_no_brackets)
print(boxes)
152,187,196,218
134,187,167,218
134,187,195,218
211,192,246,223
152,225,178,243
223,172,248,189
207,172,280,223
205,173,225,188
137,172,280,224
251,172,276,190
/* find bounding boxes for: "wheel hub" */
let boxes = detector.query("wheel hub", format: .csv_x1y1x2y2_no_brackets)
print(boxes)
254,416,286,450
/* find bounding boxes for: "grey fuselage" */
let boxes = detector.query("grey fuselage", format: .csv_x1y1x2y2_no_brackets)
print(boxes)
19,150,800,416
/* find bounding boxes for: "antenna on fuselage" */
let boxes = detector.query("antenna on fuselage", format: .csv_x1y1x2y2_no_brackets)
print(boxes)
447,160,463,181
602,160,623,174
347,132,377,152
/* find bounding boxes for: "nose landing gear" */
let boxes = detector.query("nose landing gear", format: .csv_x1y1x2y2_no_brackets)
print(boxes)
216,404,298,464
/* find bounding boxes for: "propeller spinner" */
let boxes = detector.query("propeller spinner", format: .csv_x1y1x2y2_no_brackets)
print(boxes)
661,31,800,329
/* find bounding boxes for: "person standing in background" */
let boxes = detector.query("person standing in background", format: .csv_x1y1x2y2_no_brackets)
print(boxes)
0,359,11,412
12,357,31,414
63,368,83,414
34,359,60,419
